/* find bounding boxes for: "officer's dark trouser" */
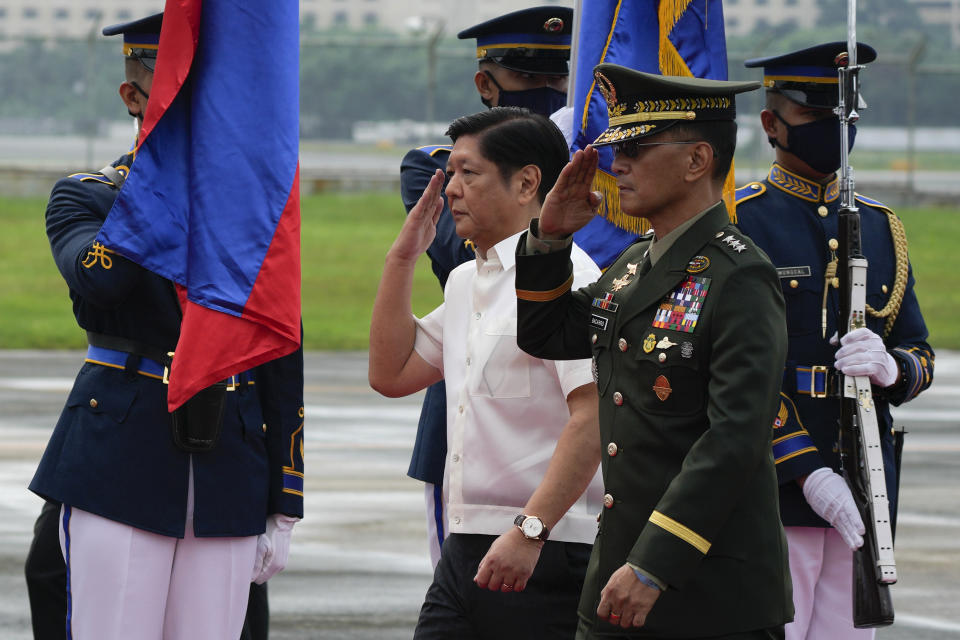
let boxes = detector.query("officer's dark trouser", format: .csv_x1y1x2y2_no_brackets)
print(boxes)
24,499,269,640
414,532,592,640
576,617,785,640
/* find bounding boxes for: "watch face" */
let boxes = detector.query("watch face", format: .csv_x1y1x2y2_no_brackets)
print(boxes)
521,517,544,538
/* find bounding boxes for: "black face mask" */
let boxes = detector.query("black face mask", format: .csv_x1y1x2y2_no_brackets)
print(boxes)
770,110,857,175
482,70,566,117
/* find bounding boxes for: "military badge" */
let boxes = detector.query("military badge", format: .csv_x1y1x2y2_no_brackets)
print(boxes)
652,276,711,333
643,333,656,353
543,16,564,32
611,263,638,292
680,341,694,358
592,293,619,312
653,375,672,401
655,337,677,350
774,401,788,428
686,256,710,273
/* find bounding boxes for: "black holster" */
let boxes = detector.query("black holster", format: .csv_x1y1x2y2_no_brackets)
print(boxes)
170,381,228,453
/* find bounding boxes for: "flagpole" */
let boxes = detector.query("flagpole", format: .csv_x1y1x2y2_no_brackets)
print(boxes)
567,0,583,108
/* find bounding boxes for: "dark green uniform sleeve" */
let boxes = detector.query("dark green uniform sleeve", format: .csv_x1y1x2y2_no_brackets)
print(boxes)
514,232,601,361
627,263,787,588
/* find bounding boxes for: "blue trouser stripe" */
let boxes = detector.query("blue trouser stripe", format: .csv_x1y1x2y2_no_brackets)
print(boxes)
433,483,445,549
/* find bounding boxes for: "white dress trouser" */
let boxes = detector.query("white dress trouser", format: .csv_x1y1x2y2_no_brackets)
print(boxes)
60,464,258,640
785,526,876,640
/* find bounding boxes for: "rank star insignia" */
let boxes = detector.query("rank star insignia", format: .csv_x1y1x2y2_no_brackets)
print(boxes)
653,375,672,401
655,337,678,349
722,235,747,253
643,333,657,353
626,263,638,276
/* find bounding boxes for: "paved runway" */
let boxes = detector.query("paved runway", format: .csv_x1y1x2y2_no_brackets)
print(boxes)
0,350,957,638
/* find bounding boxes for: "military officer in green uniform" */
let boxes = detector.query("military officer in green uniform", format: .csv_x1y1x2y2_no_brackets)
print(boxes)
513,65,794,638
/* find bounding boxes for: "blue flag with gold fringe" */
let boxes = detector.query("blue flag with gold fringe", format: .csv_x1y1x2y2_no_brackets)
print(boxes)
571,0,729,269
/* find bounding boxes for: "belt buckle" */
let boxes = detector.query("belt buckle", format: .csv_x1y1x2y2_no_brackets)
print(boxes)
810,365,828,399
162,351,175,385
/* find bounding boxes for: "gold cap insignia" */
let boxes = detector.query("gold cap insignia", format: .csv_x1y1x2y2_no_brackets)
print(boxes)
543,17,564,33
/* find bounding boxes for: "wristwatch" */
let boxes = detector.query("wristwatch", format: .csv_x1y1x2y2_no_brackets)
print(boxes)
514,514,550,541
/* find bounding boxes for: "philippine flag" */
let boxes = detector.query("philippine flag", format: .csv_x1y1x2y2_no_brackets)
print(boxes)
96,0,301,410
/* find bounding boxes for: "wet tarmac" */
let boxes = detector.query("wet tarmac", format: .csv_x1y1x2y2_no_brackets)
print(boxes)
0,350,957,638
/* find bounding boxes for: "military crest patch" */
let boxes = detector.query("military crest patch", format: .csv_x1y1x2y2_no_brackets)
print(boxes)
686,256,710,273
651,276,711,333
643,333,656,353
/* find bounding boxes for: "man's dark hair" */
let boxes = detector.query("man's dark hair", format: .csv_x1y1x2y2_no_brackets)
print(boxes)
445,107,569,203
667,120,737,182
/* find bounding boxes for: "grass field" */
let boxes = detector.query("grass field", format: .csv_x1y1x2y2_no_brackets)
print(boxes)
0,194,956,351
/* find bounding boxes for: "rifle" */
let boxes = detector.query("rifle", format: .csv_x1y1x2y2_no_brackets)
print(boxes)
835,0,897,627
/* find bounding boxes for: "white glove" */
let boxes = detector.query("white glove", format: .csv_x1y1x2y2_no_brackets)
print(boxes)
832,327,899,388
802,467,865,550
251,514,299,584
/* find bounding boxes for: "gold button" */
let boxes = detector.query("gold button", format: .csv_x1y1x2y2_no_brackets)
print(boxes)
751,184,761,190
832,277,840,288
89,398,98,408
618,338,628,352
261,423,267,433
613,392,623,406
603,493,614,508
828,238,839,251
592,333,598,344
658,353,667,363
607,442,618,457
818,205,828,217
882,284,888,294
716,231,724,238
789,279,799,289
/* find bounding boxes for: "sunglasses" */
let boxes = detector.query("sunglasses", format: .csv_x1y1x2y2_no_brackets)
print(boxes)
611,139,703,159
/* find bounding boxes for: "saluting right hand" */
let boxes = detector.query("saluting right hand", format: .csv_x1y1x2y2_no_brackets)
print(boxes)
538,146,602,237
388,168,445,263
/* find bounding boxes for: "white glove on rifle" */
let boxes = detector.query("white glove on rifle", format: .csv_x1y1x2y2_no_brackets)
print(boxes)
802,467,865,550
251,514,299,584
832,327,899,388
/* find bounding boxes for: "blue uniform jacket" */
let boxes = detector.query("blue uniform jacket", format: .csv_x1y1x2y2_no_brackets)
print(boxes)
735,163,934,528
399,145,475,485
29,153,305,538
